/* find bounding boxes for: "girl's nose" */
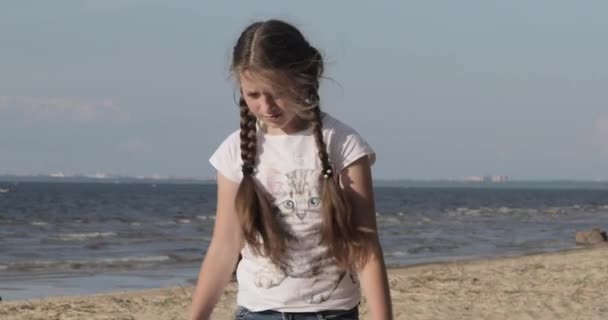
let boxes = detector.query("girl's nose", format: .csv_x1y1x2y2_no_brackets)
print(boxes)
261,94,278,110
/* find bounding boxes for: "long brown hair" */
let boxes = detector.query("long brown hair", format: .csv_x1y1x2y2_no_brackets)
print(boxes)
231,20,373,270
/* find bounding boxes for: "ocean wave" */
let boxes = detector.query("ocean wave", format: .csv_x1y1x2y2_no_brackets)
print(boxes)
0,216,143,226
168,252,203,263
386,251,408,257
156,218,196,225
117,230,166,239
2,255,172,272
48,232,117,242
444,205,608,217
84,241,112,250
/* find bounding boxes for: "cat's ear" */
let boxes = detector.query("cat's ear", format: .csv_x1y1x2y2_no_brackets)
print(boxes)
265,168,286,195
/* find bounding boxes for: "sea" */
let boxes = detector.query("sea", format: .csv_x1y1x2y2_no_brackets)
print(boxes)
1,180,608,301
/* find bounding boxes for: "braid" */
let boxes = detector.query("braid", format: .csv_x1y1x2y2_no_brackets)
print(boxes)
239,98,257,174
310,102,332,176
307,89,353,269
235,97,288,268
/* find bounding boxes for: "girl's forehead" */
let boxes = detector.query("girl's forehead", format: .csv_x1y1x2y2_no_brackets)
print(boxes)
239,70,292,92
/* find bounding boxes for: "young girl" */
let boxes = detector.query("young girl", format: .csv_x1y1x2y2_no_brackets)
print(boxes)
191,19,392,320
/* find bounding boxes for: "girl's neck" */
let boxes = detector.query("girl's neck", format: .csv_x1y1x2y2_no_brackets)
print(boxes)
261,117,310,136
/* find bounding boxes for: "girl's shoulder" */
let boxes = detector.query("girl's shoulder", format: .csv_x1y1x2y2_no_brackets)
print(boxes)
322,113,376,171
321,112,361,137
218,128,241,146
208,129,243,183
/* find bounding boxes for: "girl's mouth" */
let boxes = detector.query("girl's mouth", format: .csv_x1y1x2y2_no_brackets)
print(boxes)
265,113,282,120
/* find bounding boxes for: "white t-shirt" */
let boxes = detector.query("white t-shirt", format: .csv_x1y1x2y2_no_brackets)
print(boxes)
209,113,375,312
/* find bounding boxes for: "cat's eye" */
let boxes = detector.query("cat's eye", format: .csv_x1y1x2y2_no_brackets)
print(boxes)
308,197,320,207
280,200,295,210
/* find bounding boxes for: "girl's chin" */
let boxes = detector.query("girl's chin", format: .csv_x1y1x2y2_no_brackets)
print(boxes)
261,114,284,125
259,116,305,134
259,118,283,129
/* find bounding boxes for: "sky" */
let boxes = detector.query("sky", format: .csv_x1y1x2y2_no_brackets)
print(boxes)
1,1,607,180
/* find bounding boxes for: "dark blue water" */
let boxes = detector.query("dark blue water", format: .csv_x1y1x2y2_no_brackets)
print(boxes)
1,181,608,300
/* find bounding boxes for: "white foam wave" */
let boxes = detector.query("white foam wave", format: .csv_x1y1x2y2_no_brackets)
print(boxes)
95,255,171,264
50,232,117,241
387,251,408,257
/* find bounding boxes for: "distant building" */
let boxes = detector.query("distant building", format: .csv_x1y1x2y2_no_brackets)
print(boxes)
85,173,108,179
491,175,509,182
464,175,509,183
49,172,66,178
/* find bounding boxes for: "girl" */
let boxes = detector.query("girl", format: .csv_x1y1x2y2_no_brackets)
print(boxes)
191,19,392,320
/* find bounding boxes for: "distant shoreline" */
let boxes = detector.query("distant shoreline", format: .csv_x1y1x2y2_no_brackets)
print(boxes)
1,175,607,189
0,175,214,185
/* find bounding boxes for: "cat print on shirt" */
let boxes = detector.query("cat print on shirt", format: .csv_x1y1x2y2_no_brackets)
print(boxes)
254,169,346,304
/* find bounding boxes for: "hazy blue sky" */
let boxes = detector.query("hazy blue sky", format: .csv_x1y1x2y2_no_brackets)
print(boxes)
1,1,607,180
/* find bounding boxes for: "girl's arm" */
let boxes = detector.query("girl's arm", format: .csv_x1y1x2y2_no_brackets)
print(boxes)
191,173,244,320
341,156,393,320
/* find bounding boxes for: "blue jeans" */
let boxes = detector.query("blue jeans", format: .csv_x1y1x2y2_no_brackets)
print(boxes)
234,305,359,320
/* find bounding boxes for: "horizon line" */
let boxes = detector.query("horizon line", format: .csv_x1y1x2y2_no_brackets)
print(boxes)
0,174,607,184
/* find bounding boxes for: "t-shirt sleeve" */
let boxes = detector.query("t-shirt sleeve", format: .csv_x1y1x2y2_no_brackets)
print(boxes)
209,131,243,183
331,123,376,173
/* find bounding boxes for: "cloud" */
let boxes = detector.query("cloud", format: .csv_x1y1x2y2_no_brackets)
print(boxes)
0,96,129,122
594,114,608,158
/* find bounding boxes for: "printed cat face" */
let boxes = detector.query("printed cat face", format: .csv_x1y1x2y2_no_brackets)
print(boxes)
267,169,322,222
276,190,321,221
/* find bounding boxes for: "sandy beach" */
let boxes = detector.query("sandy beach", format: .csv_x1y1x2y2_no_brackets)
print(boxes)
1,247,607,320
